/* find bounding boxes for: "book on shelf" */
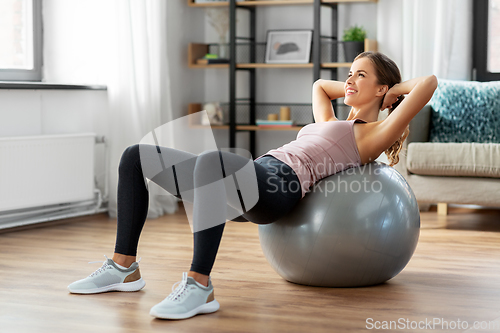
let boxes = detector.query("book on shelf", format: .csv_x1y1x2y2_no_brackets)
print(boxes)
194,0,227,3
256,120,295,127
197,58,230,65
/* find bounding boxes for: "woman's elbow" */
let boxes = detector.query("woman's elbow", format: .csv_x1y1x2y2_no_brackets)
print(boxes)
313,79,326,89
426,75,438,91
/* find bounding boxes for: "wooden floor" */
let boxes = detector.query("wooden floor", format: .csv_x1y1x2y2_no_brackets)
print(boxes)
2,206,500,333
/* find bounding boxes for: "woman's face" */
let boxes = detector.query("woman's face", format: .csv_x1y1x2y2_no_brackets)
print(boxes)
344,57,385,107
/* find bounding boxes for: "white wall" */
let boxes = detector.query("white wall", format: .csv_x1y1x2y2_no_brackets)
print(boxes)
0,88,109,193
0,0,114,197
1,0,113,137
0,0,111,186
0,0,209,199
42,0,113,85
42,0,205,124
0,0,206,182
167,1,206,123
0,89,108,137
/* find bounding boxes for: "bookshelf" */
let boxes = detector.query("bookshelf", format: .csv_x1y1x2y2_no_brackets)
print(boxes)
188,0,378,156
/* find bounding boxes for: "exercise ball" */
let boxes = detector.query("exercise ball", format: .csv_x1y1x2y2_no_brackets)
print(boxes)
258,162,420,287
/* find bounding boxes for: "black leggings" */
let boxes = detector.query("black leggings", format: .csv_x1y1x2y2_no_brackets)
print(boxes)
115,144,301,275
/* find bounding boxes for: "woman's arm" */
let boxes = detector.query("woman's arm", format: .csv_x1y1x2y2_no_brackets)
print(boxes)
312,79,345,122
370,75,438,151
381,75,437,111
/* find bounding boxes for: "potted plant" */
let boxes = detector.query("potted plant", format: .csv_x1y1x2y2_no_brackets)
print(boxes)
342,25,366,62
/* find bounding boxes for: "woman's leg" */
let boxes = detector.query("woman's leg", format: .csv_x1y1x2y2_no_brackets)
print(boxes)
69,144,217,294
188,153,302,285
113,144,195,267
147,152,302,319
113,144,251,271
114,145,300,285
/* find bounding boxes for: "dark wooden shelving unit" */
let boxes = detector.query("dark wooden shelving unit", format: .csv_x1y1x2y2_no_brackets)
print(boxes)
188,0,377,157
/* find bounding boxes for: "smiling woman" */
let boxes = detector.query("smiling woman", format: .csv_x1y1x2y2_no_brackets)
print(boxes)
67,50,437,322
345,52,408,166
344,59,389,119
312,51,437,166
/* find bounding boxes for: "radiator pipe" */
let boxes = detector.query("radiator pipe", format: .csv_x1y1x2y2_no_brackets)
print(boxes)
0,207,109,230
0,200,97,220
94,135,110,204
0,189,106,230
0,189,105,221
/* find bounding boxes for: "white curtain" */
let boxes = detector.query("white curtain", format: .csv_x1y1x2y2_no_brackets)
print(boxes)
377,0,473,81
107,0,178,218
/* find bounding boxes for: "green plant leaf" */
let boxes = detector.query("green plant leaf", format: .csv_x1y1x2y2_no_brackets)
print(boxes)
342,25,367,42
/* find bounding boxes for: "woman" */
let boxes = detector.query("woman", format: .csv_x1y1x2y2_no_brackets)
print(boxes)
68,52,437,320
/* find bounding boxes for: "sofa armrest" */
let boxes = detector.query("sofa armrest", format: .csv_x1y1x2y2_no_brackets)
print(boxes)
408,104,432,143
394,104,431,178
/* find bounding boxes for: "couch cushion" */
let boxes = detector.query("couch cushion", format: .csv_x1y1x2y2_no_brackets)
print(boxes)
429,79,500,143
407,142,500,178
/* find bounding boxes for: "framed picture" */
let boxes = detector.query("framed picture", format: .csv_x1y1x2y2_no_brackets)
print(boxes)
265,30,313,64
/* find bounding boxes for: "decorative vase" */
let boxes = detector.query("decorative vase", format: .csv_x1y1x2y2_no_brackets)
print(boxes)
219,36,228,60
343,41,364,62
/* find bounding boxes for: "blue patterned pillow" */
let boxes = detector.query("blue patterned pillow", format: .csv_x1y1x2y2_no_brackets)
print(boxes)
429,79,500,143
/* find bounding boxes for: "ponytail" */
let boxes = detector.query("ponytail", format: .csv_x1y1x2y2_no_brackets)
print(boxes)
384,95,409,166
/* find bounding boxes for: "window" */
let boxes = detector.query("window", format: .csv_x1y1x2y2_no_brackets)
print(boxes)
473,0,500,81
0,0,42,81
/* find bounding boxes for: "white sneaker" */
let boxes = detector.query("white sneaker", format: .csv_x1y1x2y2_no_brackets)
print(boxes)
67,256,145,294
150,272,220,320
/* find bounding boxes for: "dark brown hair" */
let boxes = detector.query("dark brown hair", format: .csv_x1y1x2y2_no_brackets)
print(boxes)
354,51,409,166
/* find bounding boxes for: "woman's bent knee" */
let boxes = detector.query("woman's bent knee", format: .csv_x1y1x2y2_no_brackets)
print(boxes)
193,151,224,186
119,144,141,172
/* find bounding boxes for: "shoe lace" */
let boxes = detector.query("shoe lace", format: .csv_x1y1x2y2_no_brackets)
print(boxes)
87,255,142,277
88,255,110,277
166,272,191,302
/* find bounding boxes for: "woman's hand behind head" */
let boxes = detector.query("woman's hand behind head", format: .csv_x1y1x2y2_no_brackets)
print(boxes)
381,84,402,111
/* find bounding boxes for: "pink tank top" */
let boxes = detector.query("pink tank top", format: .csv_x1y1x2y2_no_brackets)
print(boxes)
258,119,365,198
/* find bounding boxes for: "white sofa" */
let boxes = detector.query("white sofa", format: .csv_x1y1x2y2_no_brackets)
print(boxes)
395,105,500,214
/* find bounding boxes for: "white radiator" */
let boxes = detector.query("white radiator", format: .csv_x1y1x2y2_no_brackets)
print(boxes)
0,133,102,228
